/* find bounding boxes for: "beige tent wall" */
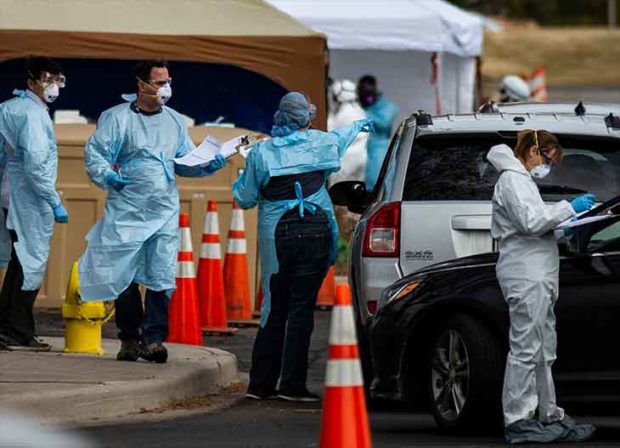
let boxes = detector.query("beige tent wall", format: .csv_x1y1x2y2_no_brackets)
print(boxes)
36,125,258,307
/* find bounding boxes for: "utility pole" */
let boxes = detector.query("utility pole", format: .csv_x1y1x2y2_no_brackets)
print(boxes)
610,0,617,28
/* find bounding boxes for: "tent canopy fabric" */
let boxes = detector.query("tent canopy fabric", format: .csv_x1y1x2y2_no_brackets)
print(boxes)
0,0,315,36
266,0,483,57
0,0,327,128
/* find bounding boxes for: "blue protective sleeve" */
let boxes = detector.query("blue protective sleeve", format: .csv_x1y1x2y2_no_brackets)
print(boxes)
84,111,122,189
233,149,265,210
329,120,368,159
18,112,61,207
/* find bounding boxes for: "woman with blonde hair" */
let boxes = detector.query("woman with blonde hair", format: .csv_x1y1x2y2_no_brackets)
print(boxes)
487,130,596,444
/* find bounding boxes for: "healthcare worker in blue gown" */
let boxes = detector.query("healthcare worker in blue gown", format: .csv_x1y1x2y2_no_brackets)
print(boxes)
234,92,373,402
78,60,226,364
0,57,69,351
357,75,398,191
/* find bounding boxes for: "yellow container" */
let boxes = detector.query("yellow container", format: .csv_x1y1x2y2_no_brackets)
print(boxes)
62,262,110,356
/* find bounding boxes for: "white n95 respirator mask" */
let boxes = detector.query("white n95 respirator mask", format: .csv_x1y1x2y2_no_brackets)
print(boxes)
43,83,60,103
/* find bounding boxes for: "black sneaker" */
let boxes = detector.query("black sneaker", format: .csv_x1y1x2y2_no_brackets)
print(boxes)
246,387,277,401
139,342,168,364
277,389,320,403
6,335,52,352
117,340,141,361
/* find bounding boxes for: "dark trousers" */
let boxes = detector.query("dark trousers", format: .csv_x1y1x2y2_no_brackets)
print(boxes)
115,283,170,344
249,209,331,394
0,211,39,344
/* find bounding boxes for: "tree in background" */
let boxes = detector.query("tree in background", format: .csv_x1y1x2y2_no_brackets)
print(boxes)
451,0,618,26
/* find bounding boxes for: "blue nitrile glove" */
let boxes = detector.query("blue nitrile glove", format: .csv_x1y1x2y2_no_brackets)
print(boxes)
570,193,597,214
52,203,69,224
203,154,227,174
105,171,130,191
360,118,375,134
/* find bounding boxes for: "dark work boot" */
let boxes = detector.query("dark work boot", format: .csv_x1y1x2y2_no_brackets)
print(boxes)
139,342,168,364
117,340,140,361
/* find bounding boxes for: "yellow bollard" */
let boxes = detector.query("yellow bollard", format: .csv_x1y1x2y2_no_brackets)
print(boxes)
62,262,111,356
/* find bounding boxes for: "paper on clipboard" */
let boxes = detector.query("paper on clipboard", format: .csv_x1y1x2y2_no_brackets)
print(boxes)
173,135,245,167
557,214,617,230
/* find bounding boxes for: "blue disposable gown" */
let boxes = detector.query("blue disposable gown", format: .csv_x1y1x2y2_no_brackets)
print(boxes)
233,121,368,326
364,96,398,191
78,102,213,301
0,90,60,290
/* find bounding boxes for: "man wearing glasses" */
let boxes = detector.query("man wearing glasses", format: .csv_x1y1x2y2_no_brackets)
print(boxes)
78,60,226,363
0,57,69,351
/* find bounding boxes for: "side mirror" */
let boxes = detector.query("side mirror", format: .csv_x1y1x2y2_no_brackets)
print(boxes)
329,181,370,214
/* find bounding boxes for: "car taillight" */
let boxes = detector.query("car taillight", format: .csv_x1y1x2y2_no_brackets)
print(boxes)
362,202,401,258
367,299,378,314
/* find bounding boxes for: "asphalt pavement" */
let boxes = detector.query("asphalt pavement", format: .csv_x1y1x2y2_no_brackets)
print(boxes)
34,309,620,448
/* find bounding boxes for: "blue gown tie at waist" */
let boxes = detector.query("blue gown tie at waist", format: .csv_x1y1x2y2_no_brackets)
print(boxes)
285,181,317,218
118,152,175,183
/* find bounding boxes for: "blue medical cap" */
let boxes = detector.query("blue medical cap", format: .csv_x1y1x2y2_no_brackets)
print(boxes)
271,92,316,137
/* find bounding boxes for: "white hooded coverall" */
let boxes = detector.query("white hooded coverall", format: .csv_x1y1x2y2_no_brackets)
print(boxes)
327,80,368,186
488,144,575,427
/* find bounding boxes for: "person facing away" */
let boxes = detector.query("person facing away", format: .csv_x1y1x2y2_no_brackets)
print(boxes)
357,75,398,191
78,60,227,364
488,130,596,444
327,79,368,186
233,92,372,402
0,57,69,351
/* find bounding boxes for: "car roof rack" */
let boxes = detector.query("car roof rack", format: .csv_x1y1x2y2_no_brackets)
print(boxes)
605,113,620,129
478,101,620,116
411,110,433,126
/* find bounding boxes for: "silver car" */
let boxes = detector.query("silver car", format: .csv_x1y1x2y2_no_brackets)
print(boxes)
330,101,620,344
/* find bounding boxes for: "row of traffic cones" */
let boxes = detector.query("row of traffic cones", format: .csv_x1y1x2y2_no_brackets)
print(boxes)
167,201,256,345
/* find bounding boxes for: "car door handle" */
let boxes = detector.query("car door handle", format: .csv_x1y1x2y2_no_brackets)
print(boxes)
451,215,492,230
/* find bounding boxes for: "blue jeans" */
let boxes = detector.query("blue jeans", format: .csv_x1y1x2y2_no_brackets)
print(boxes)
115,283,169,344
249,209,331,394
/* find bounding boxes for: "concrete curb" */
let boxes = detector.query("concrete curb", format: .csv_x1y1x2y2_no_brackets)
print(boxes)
3,337,240,425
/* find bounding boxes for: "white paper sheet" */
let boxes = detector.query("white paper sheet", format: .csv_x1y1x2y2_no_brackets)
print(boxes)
173,135,245,167
557,214,617,230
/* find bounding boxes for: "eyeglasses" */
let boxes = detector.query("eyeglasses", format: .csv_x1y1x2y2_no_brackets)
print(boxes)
149,78,172,88
31,72,66,88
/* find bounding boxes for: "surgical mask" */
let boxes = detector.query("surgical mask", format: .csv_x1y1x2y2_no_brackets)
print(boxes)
530,163,551,179
43,83,60,103
156,84,172,105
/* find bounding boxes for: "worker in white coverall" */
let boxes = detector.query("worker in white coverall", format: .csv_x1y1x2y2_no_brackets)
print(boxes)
327,79,368,243
488,129,596,444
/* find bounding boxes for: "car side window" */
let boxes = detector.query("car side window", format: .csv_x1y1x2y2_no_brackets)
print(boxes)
587,221,620,252
403,136,500,201
374,123,404,201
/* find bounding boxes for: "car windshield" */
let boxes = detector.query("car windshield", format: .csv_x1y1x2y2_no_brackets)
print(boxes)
403,134,620,202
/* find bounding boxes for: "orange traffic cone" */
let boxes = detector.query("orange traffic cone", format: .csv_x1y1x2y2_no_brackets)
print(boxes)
197,201,237,336
167,212,204,346
319,283,371,448
316,267,336,310
253,285,263,319
224,201,258,327
527,67,548,102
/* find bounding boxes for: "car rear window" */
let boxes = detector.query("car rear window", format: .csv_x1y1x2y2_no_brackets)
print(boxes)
403,133,620,202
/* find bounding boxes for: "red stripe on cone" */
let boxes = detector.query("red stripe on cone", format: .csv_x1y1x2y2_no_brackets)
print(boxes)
167,212,204,346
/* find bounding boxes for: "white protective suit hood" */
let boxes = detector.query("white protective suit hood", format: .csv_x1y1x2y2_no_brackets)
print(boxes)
487,143,529,177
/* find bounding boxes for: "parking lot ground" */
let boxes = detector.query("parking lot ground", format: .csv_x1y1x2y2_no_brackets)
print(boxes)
34,309,620,447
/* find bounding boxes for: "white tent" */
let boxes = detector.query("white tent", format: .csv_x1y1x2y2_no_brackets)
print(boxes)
265,0,484,119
